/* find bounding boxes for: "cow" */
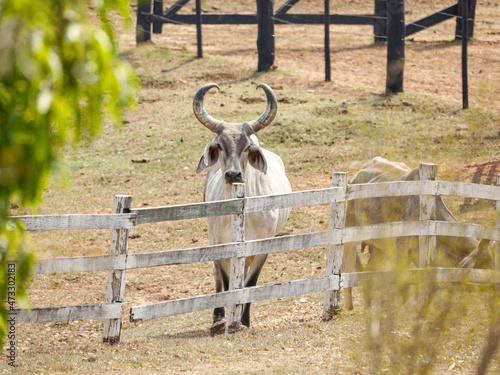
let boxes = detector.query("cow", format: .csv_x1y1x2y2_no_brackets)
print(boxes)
194,83,292,335
342,157,493,309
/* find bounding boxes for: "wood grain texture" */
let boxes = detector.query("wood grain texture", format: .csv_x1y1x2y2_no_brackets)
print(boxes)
35,255,126,274
13,303,122,323
419,163,438,268
322,172,347,321
132,199,243,224
103,195,132,344
245,187,345,213
130,275,340,322
226,184,246,333
30,222,500,275
11,214,136,231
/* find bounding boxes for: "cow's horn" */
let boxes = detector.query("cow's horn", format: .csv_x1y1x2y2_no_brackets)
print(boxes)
193,83,223,134
247,83,278,134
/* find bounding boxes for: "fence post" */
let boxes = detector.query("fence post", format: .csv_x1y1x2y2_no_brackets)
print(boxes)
455,0,477,40
386,0,405,94
374,0,387,43
322,172,347,321
257,0,275,71
418,164,438,268
460,0,469,109
324,0,331,82
226,183,246,334
196,0,203,58
152,0,164,34
137,0,152,44
103,195,132,344
496,175,500,275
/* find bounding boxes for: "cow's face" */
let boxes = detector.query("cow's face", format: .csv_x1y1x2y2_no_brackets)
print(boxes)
196,125,267,185
193,83,276,185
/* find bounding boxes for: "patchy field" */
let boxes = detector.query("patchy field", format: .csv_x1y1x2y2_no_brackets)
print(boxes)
130,0,500,111
3,1,500,374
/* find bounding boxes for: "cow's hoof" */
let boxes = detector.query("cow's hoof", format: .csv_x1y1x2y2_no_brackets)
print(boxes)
226,321,243,334
210,320,226,337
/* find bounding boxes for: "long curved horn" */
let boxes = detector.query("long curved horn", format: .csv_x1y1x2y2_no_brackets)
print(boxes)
193,83,222,133
247,83,278,134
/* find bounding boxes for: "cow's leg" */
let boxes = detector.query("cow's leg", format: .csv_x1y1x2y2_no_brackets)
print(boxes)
342,242,358,310
241,255,267,327
213,262,229,322
364,244,385,308
211,262,229,336
240,274,258,328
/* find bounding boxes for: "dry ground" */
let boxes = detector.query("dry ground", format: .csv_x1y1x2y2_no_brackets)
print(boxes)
3,1,500,374
129,0,500,110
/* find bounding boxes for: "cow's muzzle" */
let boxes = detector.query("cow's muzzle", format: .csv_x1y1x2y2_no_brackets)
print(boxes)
224,171,244,184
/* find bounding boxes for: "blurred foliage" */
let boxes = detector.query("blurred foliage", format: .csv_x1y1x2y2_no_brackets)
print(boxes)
0,0,136,346
360,266,500,374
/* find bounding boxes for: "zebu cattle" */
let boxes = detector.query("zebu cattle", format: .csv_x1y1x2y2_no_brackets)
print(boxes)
343,157,493,309
194,83,292,334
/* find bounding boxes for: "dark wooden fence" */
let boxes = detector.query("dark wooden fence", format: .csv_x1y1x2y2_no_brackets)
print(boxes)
136,0,476,105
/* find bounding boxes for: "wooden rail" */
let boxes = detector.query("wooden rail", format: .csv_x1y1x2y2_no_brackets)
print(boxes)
130,275,340,322
10,303,122,324
11,213,136,231
11,163,500,343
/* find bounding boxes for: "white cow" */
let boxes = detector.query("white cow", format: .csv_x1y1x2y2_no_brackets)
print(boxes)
194,83,292,334
343,157,494,309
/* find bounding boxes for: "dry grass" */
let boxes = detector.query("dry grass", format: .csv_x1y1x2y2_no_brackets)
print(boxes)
3,1,500,374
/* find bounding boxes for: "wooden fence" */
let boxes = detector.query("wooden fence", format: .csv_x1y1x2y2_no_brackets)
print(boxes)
11,163,500,342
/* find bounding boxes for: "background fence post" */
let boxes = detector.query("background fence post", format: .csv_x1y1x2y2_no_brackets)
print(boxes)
455,0,477,40
324,0,331,82
460,0,469,109
196,0,203,58
386,0,405,94
137,0,152,44
152,0,164,34
322,172,347,321
257,0,275,71
226,183,246,334
103,195,132,344
418,164,438,269
374,0,387,43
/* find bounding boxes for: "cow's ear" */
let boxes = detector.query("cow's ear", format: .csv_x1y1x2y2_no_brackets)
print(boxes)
196,140,220,174
248,145,267,174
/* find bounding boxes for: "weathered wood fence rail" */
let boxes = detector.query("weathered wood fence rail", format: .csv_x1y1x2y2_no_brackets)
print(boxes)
10,164,500,342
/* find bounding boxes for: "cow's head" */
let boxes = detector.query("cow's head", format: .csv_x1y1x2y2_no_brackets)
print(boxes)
194,83,277,185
